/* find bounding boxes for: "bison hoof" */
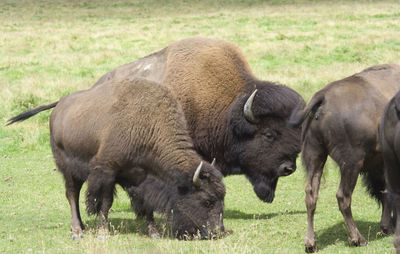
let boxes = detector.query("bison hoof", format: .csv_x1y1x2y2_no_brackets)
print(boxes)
381,226,394,236
148,226,161,238
349,236,367,247
147,224,161,239
97,235,110,241
304,237,317,253
150,232,161,239
304,245,317,253
71,233,84,240
71,227,84,240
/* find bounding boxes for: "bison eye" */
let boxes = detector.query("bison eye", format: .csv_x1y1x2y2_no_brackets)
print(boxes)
262,132,274,141
204,200,215,208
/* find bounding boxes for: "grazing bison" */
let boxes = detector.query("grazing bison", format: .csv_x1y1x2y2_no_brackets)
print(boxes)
380,91,400,254
8,78,226,240
127,158,219,239
91,37,305,203
289,64,400,252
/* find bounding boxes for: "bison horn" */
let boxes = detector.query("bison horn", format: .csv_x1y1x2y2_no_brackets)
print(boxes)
193,161,203,187
211,158,216,166
243,89,259,124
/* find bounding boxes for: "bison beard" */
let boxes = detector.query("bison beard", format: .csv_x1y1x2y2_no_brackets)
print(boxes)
250,177,277,203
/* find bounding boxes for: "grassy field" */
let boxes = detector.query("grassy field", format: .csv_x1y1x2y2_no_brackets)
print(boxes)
1,0,400,253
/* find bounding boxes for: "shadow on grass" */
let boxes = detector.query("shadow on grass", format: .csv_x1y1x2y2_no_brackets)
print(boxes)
84,216,232,239
84,217,154,236
315,220,389,251
224,209,305,220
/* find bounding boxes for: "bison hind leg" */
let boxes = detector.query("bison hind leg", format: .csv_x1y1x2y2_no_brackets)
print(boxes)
53,149,88,240
63,173,85,239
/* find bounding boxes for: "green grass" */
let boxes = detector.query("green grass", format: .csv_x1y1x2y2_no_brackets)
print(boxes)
1,0,400,253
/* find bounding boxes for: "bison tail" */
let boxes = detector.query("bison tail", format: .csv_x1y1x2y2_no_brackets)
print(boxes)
6,101,58,125
287,94,324,128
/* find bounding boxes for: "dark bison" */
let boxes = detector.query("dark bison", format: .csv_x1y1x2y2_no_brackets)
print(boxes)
91,37,305,203
289,64,400,252
380,90,400,254
8,78,226,240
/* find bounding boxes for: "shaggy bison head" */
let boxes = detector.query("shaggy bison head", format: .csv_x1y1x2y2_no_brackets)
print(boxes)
172,161,225,239
228,84,303,203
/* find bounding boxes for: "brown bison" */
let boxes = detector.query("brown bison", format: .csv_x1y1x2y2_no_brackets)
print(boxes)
289,64,400,252
91,37,305,203
380,90,400,254
8,78,226,240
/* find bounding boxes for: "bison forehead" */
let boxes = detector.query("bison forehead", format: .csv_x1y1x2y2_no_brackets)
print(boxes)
252,85,304,118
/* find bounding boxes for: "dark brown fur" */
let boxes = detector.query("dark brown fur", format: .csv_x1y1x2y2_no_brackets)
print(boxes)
92,37,305,203
380,91,400,254
289,64,400,252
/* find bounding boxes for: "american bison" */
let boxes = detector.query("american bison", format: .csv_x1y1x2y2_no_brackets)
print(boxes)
289,64,400,252
8,78,226,240
380,90,400,254
91,37,305,203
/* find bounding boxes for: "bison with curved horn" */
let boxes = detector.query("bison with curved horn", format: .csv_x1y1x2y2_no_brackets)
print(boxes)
380,90,400,254
87,37,304,203
289,64,400,252
8,78,226,240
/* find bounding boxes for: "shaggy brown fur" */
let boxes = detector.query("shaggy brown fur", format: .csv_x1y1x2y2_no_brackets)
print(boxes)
380,91,400,254
289,64,400,252
10,78,226,240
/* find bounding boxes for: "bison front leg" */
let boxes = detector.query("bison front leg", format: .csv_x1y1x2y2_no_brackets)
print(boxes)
336,160,367,247
97,195,113,240
146,212,161,239
302,138,327,253
128,188,161,238
86,168,116,240
97,180,115,240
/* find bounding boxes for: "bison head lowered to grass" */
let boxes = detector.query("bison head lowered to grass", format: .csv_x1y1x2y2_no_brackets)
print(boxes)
8,78,226,240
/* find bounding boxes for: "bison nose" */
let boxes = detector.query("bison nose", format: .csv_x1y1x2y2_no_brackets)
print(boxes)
278,162,296,176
